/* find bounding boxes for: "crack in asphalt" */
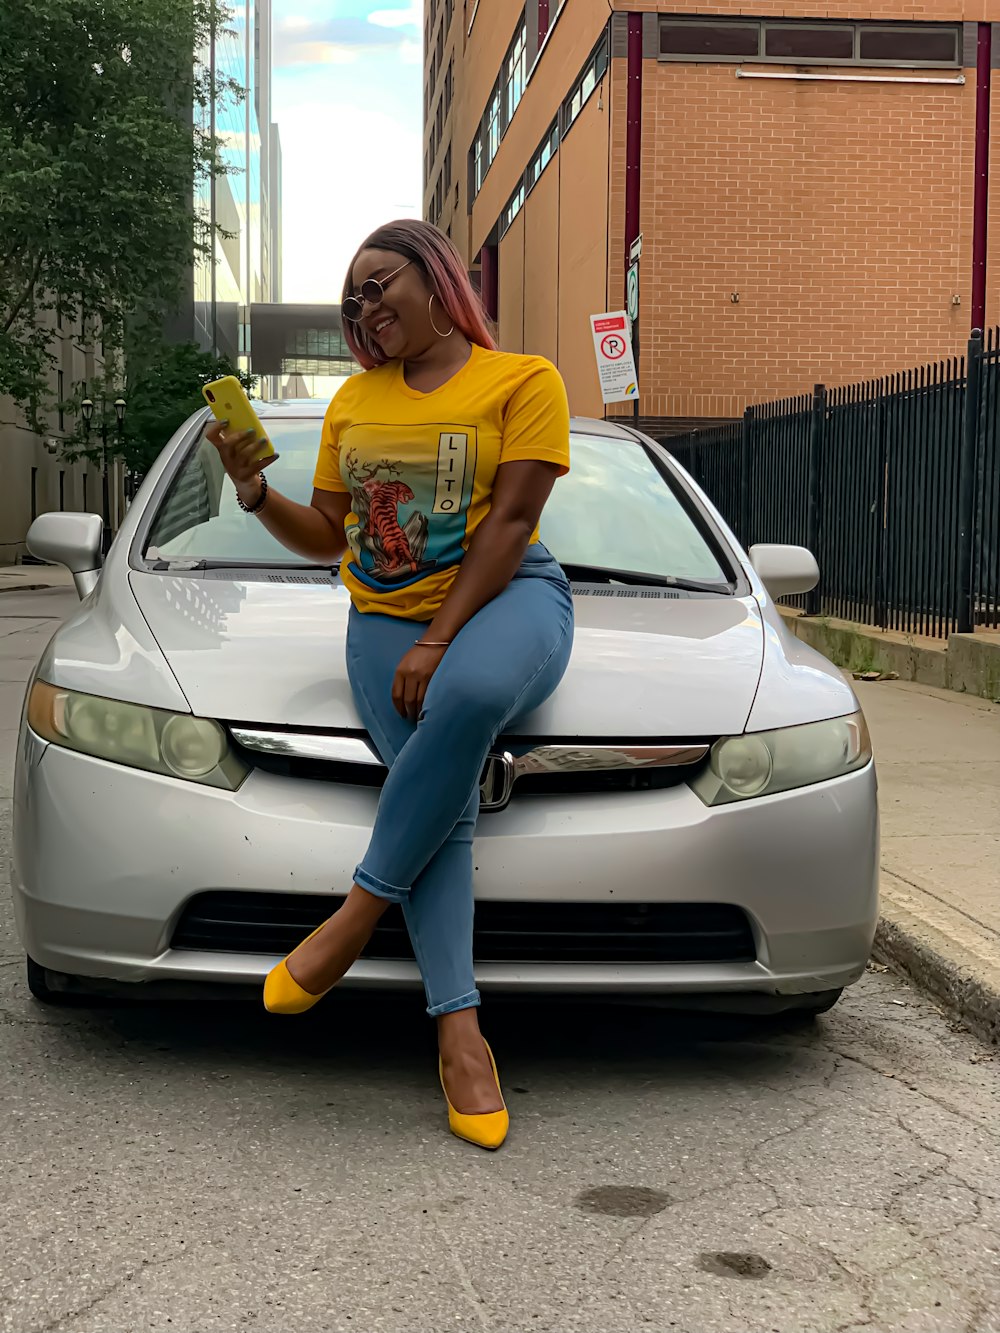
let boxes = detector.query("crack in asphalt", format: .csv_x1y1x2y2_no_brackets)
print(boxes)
27,1250,191,1333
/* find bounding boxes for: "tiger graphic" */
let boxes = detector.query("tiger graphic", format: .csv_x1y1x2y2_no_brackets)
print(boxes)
345,450,433,581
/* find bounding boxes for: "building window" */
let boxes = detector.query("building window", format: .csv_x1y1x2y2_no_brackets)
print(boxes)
57,370,65,432
498,119,559,239
764,26,854,60
444,58,454,115
504,21,527,124
468,10,528,202
59,471,65,512
658,18,961,67
562,30,609,138
500,181,526,237
487,86,501,161
30,468,38,522
527,119,559,191
435,175,444,221
83,473,88,512
445,0,454,27
858,26,960,64
444,146,453,195
436,23,445,68
436,97,444,142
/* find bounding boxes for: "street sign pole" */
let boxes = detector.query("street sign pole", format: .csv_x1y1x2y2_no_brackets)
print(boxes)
627,235,642,427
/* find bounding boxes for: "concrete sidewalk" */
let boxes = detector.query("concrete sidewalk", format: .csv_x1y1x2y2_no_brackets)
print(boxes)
859,678,1000,1044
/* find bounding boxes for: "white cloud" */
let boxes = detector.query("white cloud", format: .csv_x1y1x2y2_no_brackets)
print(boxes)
399,39,422,65
274,100,422,304
286,42,359,66
368,2,421,29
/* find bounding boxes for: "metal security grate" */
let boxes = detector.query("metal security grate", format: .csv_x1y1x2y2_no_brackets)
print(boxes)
172,892,756,965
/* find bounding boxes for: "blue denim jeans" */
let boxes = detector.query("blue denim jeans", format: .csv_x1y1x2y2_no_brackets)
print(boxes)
346,545,574,1016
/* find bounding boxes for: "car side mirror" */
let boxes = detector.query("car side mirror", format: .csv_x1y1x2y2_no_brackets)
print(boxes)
748,544,819,599
26,513,104,599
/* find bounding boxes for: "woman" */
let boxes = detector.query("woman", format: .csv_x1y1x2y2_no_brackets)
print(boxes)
206,220,573,1150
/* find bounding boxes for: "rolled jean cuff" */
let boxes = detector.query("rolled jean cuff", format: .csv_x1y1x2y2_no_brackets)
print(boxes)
426,988,481,1018
353,864,409,904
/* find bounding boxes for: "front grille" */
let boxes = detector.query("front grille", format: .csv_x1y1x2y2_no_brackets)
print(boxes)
232,745,709,797
172,892,756,965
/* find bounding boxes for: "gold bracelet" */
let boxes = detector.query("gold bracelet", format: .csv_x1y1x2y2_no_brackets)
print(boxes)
416,640,451,648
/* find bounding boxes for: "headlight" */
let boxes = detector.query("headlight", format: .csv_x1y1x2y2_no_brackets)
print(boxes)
690,712,872,806
27,682,247,790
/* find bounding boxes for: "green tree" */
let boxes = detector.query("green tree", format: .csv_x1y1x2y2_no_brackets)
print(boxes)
0,0,242,429
62,339,258,479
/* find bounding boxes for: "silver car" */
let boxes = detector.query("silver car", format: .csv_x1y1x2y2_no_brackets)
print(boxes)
12,404,878,1013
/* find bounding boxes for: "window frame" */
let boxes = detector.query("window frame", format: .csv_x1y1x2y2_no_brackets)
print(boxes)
657,17,962,69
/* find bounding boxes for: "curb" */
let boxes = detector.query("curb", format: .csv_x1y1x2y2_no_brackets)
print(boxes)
0,584,52,596
779,607,1000,702
874,896,1000,1047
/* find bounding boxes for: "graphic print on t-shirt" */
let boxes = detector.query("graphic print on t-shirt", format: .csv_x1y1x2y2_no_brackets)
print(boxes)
340,422,479,591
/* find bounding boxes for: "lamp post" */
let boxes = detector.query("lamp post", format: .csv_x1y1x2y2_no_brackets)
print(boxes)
81,396,127,554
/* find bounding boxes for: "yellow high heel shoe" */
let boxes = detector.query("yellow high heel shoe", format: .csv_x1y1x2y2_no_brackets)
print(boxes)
439,1040,509,1150
263,922,334,1014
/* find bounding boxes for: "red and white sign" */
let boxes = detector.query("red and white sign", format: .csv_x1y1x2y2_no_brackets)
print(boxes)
590,312,639,405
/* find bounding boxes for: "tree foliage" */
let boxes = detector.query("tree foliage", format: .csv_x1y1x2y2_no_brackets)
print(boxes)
62,338,257,478
0,0,242,427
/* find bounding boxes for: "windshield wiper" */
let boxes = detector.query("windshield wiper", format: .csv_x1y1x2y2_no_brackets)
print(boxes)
147,557,336,573
560,562,733,595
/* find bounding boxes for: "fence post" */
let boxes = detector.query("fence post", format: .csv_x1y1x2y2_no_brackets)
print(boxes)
956,329,983,634
739,407,752,544
688,430,699,483
805,384,826,616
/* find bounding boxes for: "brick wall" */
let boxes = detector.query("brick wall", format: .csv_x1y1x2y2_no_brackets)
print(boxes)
629,54,993,420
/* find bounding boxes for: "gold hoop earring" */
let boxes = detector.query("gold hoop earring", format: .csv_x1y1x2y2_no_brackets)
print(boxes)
428,294,455,339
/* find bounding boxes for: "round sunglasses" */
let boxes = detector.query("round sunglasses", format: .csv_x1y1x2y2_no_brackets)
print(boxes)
342,261,411,322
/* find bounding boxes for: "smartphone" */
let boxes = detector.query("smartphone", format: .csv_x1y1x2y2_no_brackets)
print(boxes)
202,376,274,461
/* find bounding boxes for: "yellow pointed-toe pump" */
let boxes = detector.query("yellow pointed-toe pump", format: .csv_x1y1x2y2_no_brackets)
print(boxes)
439,1040,509,1150
263,922,334,1014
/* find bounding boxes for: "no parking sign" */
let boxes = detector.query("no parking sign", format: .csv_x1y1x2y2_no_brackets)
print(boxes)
590,312,639,405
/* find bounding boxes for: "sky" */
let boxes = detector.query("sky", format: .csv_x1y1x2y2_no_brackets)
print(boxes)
271,0,423,305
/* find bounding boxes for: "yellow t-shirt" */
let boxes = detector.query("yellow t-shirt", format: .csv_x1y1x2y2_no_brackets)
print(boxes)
313,344,571,620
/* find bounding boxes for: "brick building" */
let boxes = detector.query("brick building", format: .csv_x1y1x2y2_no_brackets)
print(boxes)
423,1,999,434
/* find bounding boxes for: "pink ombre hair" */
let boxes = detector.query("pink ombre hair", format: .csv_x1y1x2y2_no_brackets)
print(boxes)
341,219,497,370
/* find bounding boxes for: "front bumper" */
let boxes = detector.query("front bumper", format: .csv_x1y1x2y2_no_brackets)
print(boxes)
11,729,879,999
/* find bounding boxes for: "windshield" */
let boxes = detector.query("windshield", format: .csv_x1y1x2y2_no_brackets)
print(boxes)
144,419,729,585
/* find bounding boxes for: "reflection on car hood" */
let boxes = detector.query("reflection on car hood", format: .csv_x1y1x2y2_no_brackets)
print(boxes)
129,573,765,738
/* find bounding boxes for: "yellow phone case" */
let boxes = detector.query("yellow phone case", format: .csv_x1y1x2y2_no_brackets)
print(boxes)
202,376,274,460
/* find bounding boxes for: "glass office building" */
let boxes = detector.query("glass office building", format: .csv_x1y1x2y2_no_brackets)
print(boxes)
187,0,278,371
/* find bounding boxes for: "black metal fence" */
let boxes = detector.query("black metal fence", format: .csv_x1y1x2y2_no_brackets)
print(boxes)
670,327,1000,638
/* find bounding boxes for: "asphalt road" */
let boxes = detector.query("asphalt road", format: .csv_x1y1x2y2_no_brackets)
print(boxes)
2,584,999,1333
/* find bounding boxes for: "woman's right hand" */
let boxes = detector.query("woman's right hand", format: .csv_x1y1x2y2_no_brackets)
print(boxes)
205,420,280,506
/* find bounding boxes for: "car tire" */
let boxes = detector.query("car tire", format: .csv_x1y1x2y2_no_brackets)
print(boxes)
25,955,75,1005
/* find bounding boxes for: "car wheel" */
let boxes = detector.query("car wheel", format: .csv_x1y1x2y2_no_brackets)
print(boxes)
25,955,75,1005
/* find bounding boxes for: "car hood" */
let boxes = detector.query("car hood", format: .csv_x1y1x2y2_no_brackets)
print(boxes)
129,573,765,738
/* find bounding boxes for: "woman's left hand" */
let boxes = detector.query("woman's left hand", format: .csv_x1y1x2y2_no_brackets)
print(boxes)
392,643,449,720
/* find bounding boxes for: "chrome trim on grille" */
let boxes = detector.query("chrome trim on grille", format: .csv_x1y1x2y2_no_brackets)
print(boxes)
230,731,707,778
510,745,708,775
230,728,382,766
